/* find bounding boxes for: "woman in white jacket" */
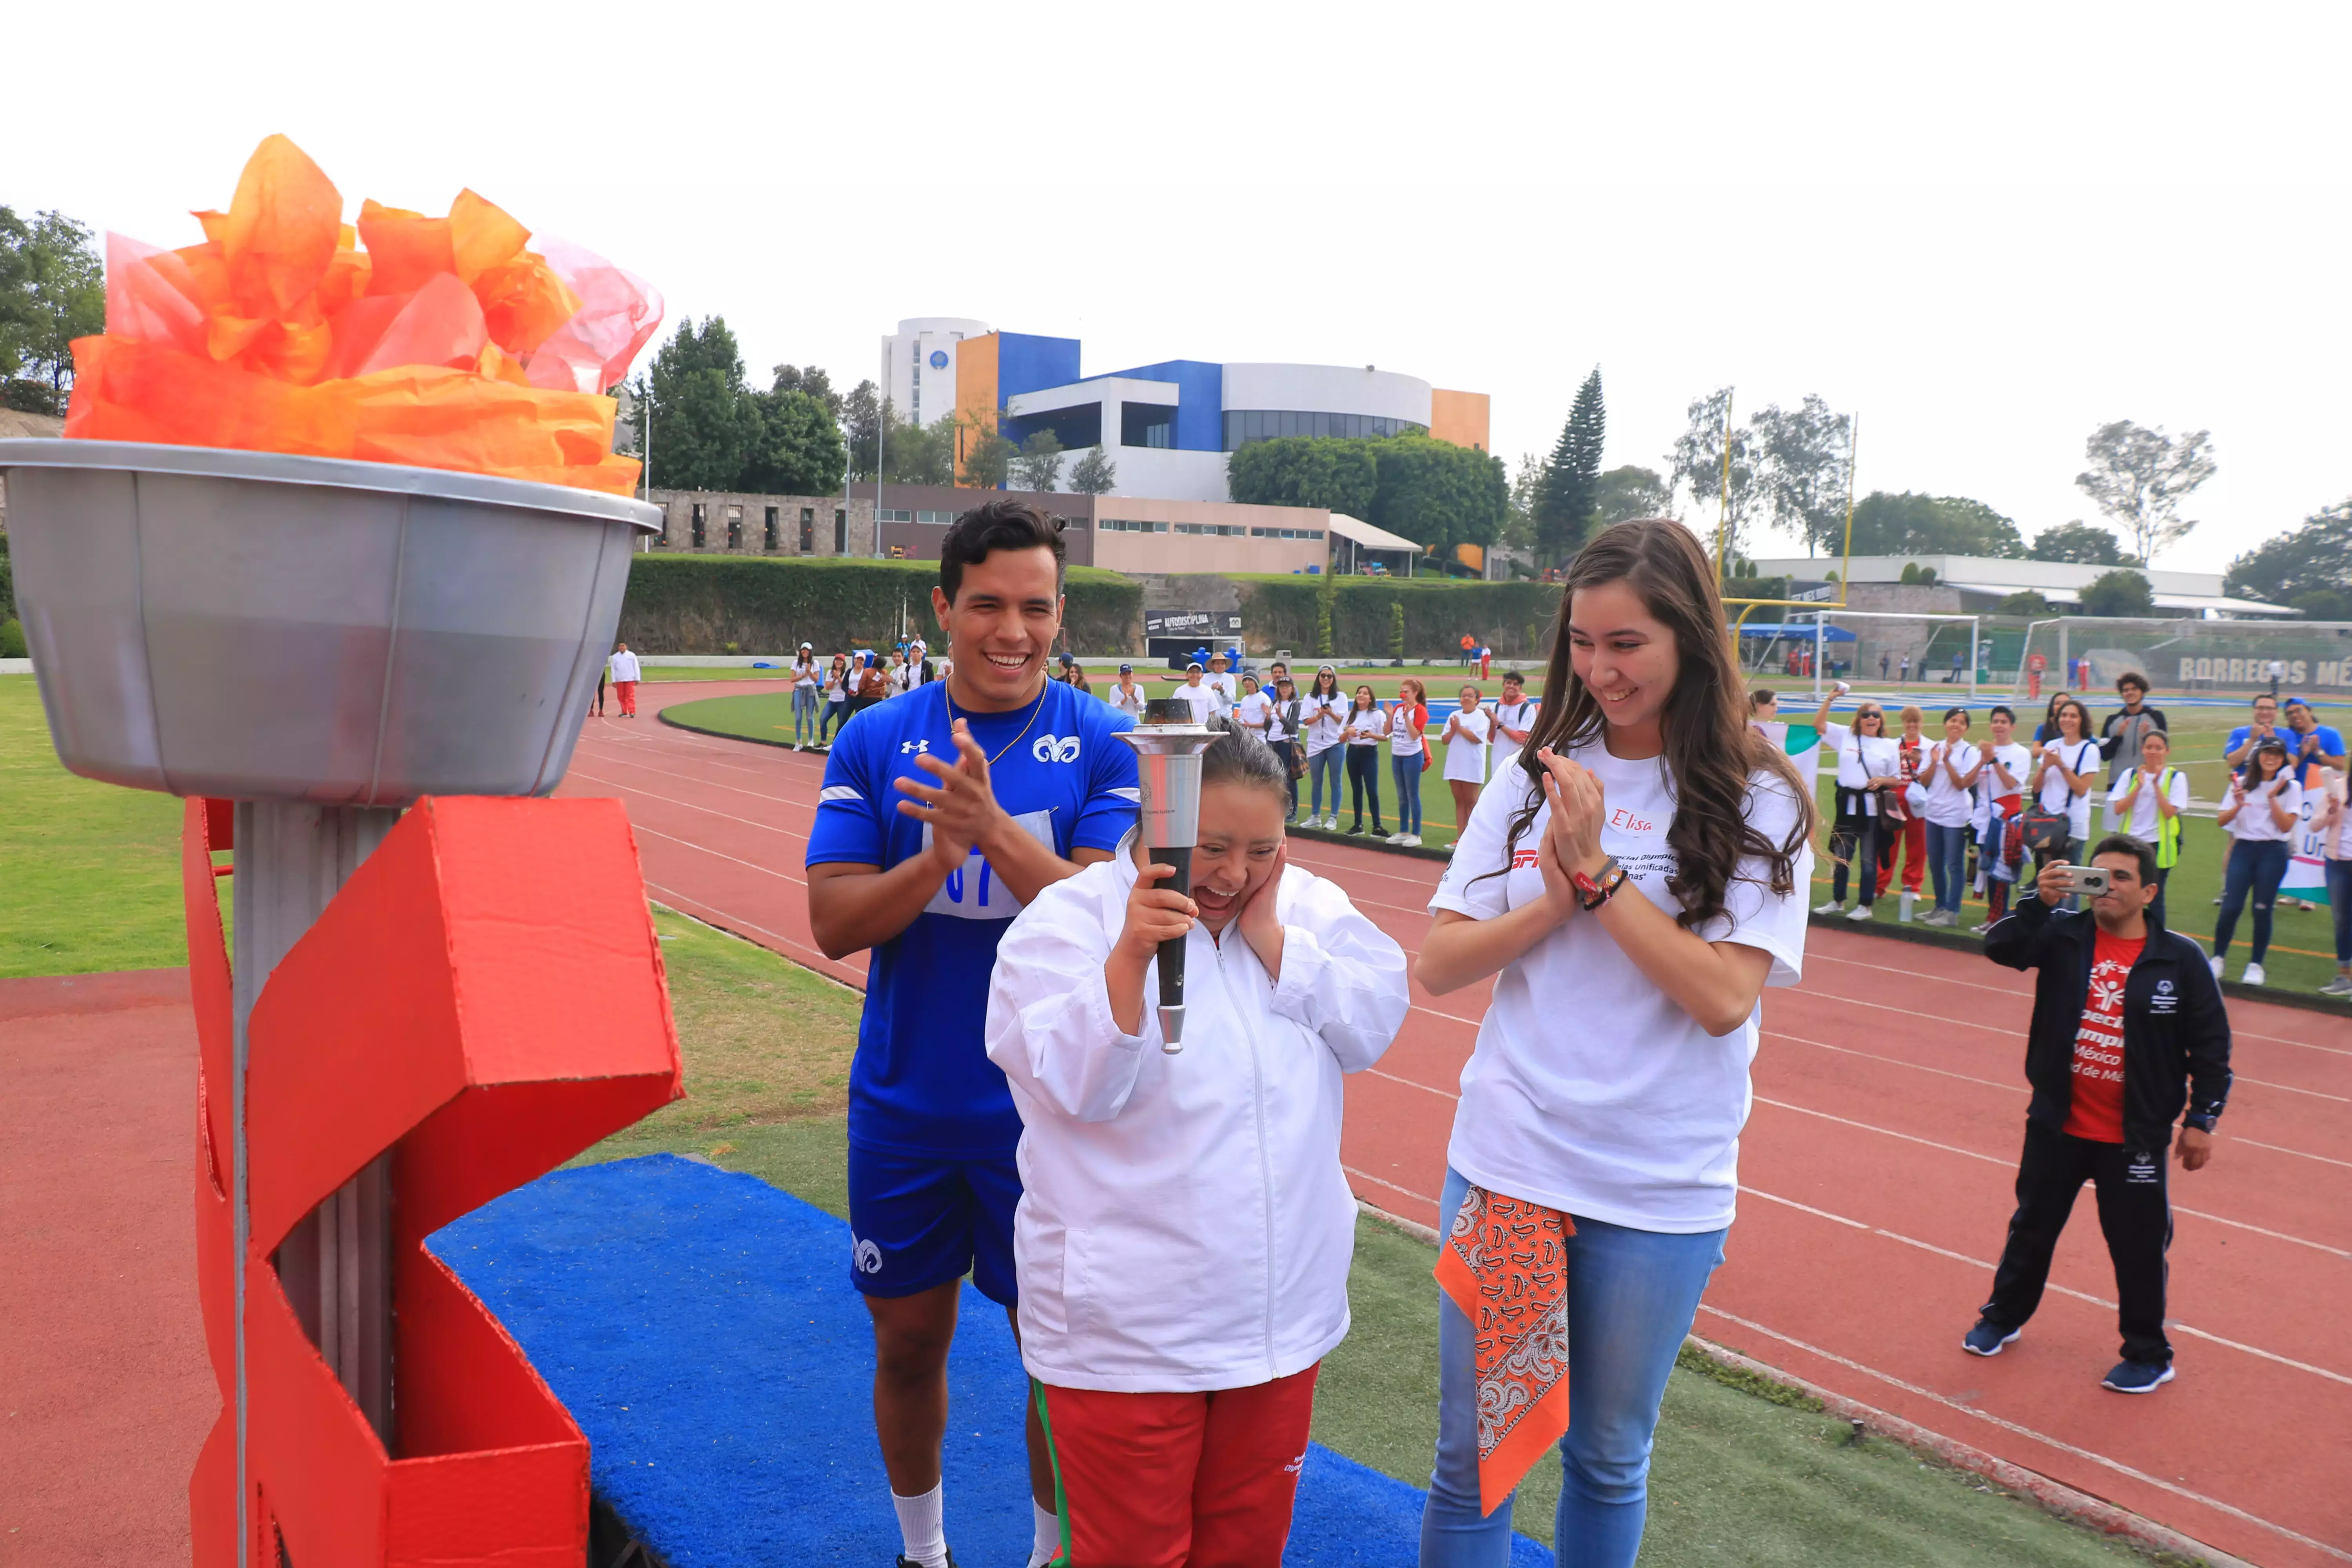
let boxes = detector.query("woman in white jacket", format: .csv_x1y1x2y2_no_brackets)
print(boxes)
985,724,1408,1566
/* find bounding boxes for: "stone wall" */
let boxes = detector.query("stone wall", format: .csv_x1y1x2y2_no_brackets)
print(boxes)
646,490,877,559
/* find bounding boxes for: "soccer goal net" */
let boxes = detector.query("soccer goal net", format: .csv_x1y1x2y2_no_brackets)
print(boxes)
2006,617,2352,704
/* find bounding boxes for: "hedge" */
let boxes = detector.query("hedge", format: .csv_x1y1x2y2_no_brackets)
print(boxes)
1186,575,1564,661
617,555,1143,655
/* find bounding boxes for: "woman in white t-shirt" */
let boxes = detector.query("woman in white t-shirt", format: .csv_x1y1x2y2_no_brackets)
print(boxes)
1440,684,1492,832
1415,521,1815,1563
2033,698,2103,887
1809,687,1904,920
2107,727,2189,928
1917,706,1983,926
1300,666,1350,830
820,653,851,744
2214,737,2301,985
1234,673,1274,741
791,642,821,749
1342,685,1390,837
1387,677,1431,846
2315,767,2352,995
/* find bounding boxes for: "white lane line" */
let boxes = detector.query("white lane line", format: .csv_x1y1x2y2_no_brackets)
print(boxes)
573,772,814,848
643,881,866,984
2236,1137,2352,1171
631,826,809,887
1342,1165,1439,1206
1411,1003,1484,1030
1752,1097,2352,1261
1695,1306,2352,1563
579,754,820,811
1365,1067,1457,1098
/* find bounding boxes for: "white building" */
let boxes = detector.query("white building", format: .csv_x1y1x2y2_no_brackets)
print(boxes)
1747,554,2296,617
880,316,991,430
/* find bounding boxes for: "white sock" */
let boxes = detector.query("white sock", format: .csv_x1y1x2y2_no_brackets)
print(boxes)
891,1484,947,1568
1029,1499,1062,1567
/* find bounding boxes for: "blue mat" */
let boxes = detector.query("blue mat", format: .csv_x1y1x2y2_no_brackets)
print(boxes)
434,1154,1549,1566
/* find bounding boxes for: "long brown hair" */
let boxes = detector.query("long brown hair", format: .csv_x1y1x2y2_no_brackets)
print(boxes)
1484,520,1815,929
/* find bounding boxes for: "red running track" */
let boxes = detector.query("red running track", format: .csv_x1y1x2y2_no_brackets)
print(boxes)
564,684,2352,1568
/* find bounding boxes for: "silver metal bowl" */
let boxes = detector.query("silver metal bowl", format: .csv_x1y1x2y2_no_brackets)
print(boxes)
0,439,657,804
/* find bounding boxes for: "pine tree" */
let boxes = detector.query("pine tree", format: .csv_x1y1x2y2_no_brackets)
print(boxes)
1534,368,1606,564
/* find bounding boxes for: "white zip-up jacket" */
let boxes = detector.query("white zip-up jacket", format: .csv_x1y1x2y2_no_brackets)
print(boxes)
984,857,1408,1393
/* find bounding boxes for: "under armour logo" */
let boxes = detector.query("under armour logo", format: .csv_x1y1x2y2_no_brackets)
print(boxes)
851,1235,882,1274
900,739,931,755
1032,735,1082,763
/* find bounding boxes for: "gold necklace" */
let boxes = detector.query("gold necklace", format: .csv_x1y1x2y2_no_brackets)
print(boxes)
944,679,1051,768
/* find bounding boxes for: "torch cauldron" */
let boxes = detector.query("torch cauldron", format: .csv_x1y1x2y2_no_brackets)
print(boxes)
1116,699,1221,1051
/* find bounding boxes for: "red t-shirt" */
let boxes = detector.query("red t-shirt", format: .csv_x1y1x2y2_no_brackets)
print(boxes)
2063,929,2142,1142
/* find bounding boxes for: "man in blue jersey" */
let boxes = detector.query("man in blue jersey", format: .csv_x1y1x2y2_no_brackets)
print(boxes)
806,498,1139,1568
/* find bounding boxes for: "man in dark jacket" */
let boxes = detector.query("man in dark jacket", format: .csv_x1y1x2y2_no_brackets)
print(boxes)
1965,833,2231,1394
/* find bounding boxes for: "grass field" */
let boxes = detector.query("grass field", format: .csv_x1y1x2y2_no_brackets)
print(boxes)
579,907,2190,1565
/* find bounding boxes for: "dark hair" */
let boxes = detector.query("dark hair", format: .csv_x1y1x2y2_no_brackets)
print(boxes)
1749,688,1776,710
1312,666,1340,697
2054,698,2090,738
1943,706,1970,726
1990,704,2015,722
2117,671,2148,694
2250,738,2289,777
1502,669,1526,686
1350,684,1376,713
1484,519,1814,930
2090,833,2158,888
940,498,1065,603
1198,717,1289,797
2253,693,2277,708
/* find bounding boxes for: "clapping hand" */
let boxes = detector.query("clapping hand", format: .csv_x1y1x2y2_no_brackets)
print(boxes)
894,720,1006,869
1533,746,1606,878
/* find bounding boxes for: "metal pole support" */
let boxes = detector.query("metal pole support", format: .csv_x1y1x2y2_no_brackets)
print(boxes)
231,802,400,1565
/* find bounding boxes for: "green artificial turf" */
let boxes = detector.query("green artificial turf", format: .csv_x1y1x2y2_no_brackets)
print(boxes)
0,675,189,977
580,911,2198,1566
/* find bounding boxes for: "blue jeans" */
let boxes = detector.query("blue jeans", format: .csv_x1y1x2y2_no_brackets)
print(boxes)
822,697,848,741
1309,746,1346,818
2214,837,2289,962
1926,822,1969,913
2329,860,2352,965
1420,1168,1727,1568
1393,753,1425,836
791,684,820,743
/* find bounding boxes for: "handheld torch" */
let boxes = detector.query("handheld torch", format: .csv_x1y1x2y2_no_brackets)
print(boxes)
1115,698,1221,1051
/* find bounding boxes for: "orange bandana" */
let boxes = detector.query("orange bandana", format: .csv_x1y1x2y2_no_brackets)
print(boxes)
1433,1185,1575,1516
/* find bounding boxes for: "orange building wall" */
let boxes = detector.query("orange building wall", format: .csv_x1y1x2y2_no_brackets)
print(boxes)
1429,389,1490,452
953,334,1001,483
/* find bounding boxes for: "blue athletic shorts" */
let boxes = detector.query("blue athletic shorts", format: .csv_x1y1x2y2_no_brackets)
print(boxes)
846,1142,1021,1306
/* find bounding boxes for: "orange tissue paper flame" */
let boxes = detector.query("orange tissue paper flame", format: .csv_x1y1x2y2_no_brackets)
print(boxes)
66,134,663,497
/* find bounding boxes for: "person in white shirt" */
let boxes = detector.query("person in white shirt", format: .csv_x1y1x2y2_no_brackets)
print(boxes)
887,652,919,697
1267,675,1304,822
2213,737,2301,985
1387,677,1431,846
1917,706,1983,926
1299,666,1350,830
1440,684,1493,833
1489,671,1538,777
1106,662,1149,720
1810,684,1903,920
2315,769,2352,995
606,641,642,718
1169,662,1219,725
2107,727,2189,929
1414,519,1814,1556
2033,698,2103,893
1203,650,1240,717
791,642,821,750
1233,673,1275,741
984,724,1406,1561
1975,705,2033,929
1342,685,1390,837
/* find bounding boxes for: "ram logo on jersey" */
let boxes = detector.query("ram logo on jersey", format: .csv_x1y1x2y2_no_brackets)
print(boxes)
1032,734,1083,763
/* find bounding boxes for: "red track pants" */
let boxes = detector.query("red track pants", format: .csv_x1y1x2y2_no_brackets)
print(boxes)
1875,813,1925,896
614,680,638,717
1039,1363,1319,1568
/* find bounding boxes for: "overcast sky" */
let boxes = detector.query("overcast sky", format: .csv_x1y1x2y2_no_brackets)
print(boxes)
12,2,2346,575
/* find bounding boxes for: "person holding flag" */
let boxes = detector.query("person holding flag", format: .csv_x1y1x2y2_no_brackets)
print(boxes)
805,499,1142,1568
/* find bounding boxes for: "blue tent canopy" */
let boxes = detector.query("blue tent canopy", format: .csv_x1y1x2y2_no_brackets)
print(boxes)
1733,622,1857,640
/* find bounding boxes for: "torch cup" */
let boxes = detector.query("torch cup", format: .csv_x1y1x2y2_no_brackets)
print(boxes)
1115,699,1222,1052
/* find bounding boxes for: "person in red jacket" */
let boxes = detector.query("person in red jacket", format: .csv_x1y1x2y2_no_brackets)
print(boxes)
1964,836,2232,1394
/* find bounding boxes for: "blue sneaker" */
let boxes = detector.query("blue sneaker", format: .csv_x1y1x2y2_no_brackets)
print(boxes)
2102,1359,2175,1393
1962,1319,2021,1356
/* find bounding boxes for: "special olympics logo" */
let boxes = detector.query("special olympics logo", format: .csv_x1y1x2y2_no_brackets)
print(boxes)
851,1235,882,1275
1032,734,1082,763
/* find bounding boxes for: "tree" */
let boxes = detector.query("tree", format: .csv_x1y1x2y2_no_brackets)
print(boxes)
1994,590,2055,616
1846,492,2026,557
645,317,762,491
742,388,846,495
1370,435,1507,558
1534,368,1604,564
2075,419,2216,564
1748,395,1852,556
1666,388,1759,563
2078,568,2154,617
0,208,105,413
843,380,882,479
880,408,958,486
2029,520,2124,564
2225,499,2352,609
1067,444,1118,495
1012,430,1066,493
1499,452,1543,549
957,422,1014,490
1593,465,1671,527
769,363,842,422
1227,436,1379,516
